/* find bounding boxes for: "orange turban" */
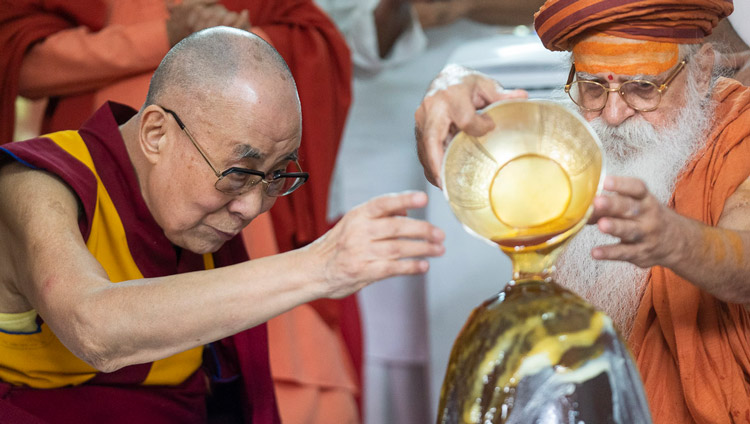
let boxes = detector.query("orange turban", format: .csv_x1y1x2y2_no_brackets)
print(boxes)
534,0,734,52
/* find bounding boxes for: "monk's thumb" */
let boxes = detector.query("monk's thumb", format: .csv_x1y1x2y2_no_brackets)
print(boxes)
463,114,495,137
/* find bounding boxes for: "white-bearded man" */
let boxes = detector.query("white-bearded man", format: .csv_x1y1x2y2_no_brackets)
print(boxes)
414,0,750,422
556,42,716,340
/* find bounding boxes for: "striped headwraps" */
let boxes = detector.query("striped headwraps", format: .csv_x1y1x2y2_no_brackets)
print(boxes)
534,0,734,52
572,33,680,75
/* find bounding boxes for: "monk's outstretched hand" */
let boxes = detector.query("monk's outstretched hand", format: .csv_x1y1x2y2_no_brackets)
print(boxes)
414,65,528,188
588,176,684,268
305,191,445,299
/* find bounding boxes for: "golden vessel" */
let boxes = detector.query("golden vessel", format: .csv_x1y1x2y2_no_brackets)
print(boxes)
438,100,651,423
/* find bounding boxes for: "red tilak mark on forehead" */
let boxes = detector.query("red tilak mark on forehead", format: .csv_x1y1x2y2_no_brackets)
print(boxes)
607,74,614,81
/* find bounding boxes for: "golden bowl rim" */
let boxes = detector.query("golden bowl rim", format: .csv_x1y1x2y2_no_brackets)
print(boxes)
439,98,607,247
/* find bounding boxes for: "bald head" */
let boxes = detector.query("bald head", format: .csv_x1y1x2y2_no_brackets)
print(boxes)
144,26,297,110
127,28,304,254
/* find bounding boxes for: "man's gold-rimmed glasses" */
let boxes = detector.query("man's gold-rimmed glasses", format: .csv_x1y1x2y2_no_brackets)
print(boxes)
564,59,687,112
159,106,308,197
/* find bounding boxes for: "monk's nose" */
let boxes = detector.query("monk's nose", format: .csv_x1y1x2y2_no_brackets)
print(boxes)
227,186,268,222
600,90,635,126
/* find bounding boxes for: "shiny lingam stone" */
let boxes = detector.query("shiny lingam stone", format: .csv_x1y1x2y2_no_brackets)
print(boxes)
439,100,651,424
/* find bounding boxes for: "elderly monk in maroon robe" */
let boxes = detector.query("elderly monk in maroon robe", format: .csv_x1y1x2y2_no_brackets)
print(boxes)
0,1,366,419
414,0,750,422
0,27,445,424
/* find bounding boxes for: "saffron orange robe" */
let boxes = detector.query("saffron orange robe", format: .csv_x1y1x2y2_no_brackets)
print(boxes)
221,2,362,421
629,77,750,423
244,217,361,424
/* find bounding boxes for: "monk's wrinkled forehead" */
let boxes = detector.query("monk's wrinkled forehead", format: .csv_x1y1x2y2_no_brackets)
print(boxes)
572,33,678,76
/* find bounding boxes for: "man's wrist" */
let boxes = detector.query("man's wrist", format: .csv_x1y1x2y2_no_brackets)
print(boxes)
661,210,696,270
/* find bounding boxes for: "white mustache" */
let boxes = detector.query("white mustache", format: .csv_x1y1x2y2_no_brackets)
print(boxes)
554,74,714,338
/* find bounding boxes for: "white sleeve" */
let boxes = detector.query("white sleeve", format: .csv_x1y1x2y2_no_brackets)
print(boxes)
314,0,428,75
728,2,750,48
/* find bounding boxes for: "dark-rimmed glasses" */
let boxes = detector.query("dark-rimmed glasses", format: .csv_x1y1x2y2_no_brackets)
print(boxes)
564,59,687,112
159,106,308,197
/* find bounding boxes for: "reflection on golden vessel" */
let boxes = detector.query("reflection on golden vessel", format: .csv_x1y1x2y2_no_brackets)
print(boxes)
438,100,651,423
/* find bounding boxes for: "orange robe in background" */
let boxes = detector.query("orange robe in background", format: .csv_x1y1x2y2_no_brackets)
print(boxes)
224,2,360,422
244,216,361,423
6,0,360,422
629,78,750,423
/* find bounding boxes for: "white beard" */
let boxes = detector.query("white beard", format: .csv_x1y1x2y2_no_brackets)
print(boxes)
553,81,713,338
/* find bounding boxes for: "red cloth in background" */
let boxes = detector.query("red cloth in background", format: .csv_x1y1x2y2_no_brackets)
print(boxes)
223,0,362,403
222,0,352,253
0,0,106,144
223,1,362,413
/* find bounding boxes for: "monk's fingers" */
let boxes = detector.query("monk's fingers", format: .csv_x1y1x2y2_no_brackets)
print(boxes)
448,104,496,138
365,216,446,244
375,259,431,278
591,242,633,262
464,76,527,135
417,83,488,186
594,212,672,268
330,226,443,278
370,239,446,260
339,193,445,254
423,81,496,140
326,259,430,298
597,218,646,244
354,191,430,220
591,243,653,269
491,88,529,104
593,194,645,220
603,176,650,200
415,101,452,188
461,90,529,137
321,255,432,299
416,66,510,186
471,75,506,107
314,204,445,298
440,74,499,137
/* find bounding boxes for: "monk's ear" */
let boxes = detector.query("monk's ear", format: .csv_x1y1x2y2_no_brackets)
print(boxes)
139,105,169,165
692,43,715,95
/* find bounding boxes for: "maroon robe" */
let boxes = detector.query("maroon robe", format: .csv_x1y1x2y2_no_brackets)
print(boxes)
0,102,279,424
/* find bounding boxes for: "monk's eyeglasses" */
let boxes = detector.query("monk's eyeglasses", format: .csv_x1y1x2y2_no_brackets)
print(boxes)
564,59,687,112
158,106,308,197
